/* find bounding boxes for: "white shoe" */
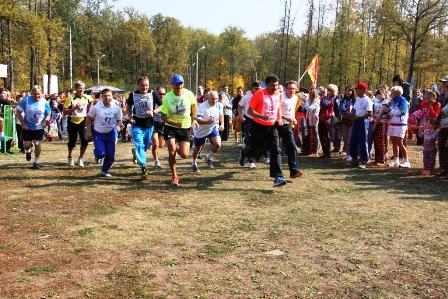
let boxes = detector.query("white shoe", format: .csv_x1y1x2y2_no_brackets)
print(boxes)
154,160,162,169
101,171,112,178
263,157,270,164
399,161,411,168
388,161,400,167
249,162,256,169
68,157,74,166
78,157,85,167
345,156,352,162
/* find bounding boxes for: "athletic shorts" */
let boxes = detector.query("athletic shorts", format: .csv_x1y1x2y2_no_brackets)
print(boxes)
22,129,45,141
194,128,220,147
164,126,190,142
154,121,165,135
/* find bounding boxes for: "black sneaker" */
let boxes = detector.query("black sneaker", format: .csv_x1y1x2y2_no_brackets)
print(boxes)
26,150,32,161
32,162,40,169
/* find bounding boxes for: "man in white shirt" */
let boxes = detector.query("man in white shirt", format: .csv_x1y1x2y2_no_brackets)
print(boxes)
238,81,261,169
278,80,303,178
191,91,224,172
344,82,372,169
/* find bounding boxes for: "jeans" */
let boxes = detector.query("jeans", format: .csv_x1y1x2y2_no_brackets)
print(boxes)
423,148,437,172
349,119,369,162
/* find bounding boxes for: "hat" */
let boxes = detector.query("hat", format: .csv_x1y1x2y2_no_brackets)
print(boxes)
172,74,184,84
353,82,367,90
439,76,448,82
318,86,325,93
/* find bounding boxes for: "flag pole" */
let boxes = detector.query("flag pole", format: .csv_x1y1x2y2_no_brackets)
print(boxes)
298,70,308,83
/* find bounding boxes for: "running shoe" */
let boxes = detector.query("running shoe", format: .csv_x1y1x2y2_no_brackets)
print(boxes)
273,176,287,187
198,153,203,159
32,162,40,170
249,162,256,169
171,176,179,186
132,148,137,164
358,161,367,169
263,157,270,164
94,156,99,164
206,158,213,168
290,170,303,178
388,161,400,167
68,157,74,166
154,160,162,169
26,150,32,161
399,161,411,168
78,157,85,167
192,164,200,172
101,171,112,178
141,167,148,180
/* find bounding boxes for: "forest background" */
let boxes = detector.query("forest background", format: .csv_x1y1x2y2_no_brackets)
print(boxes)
1,0,448,95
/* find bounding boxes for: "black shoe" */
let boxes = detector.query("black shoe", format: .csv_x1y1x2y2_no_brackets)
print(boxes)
132,148,137,164
32,162,40,169
26,150,32,161
198,153,202,159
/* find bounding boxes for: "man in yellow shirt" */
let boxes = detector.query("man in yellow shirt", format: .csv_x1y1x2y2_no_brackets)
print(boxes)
161,74,198,186
63,81,94,167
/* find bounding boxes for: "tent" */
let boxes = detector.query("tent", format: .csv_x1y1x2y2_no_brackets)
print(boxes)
85,83,126,94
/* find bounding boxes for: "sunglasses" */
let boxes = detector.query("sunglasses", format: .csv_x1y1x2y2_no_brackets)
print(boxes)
159,93,166,96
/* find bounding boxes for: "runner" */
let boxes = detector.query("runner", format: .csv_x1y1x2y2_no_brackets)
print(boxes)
15,85,51,169
63,81,94,167
161,74,198,186
151,86,166,169
239,74,288,187
126,76,163,179
191,90,224,172
279,80,303,178
86,88,122,177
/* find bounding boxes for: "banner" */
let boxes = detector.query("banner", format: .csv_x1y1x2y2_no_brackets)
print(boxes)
0,64,7,77
43,74,58,94
306,54,319,88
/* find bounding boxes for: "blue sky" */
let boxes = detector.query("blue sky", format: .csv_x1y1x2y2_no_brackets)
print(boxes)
112,0,308,39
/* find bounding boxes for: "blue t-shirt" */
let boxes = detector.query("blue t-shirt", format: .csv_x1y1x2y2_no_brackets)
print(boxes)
16,96,51,130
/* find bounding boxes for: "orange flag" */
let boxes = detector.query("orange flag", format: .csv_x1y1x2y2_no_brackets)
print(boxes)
307,54,319,88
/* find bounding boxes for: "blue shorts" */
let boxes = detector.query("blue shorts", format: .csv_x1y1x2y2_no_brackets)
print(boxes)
194,128,220,147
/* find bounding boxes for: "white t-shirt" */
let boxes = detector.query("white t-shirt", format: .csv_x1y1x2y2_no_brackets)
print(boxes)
281,92,298,125
193,101,223,138
353,96,373,117
88,100,122,133
238,92,253,119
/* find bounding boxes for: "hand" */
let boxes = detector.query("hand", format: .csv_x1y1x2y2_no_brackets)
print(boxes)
129,119,136,124
261,115,269,121
291,118,297,125
278,120,283,126
116,126,121,132
87,131,92,139
241,116,246,122
22,124,29,130
209,117,215,124
218,125,224,131
146,110,153,117
192,120,199,129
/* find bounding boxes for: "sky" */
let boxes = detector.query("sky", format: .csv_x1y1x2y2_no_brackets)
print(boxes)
111,0,307,39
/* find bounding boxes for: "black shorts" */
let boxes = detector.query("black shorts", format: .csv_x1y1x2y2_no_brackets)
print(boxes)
154,121,165,135
22,129,45,141
164,126,190,142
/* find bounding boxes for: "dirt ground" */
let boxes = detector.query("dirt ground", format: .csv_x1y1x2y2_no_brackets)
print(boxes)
0,135,447,299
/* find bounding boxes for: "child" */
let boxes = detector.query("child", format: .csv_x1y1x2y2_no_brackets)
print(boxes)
419,118,439,175
47,100,64,142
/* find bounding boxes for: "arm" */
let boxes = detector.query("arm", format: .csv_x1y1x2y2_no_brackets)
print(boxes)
238,105,245,122
248,107,269,122
86,115,93,139
15,109,27,130
191,101,199,129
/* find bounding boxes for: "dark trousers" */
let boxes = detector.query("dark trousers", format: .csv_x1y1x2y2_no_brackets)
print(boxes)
318,120,331,155
242,121,283,178
67,120,88,148
277,123,300,175
16,124,23,151
438,127,448,171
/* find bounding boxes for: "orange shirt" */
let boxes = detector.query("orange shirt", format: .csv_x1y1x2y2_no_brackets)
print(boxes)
249,88,282,126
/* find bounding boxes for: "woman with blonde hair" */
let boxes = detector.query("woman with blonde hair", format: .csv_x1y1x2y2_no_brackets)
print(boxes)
302,88,320,156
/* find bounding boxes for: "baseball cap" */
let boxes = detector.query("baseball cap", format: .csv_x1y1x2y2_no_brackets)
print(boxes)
353,82,367,90
439,76,448,82
172,74,184,84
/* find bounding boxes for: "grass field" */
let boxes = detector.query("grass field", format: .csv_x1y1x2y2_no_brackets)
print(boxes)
0,136,447,299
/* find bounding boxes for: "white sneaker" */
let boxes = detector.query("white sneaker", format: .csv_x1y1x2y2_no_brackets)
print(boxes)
68,157,74,166
388,161,400,167
399,161,411,168
249,162,256,169
78,157,85,167
154,160,162,169
263,157,270,164
101,171,112,178
345,156,353,162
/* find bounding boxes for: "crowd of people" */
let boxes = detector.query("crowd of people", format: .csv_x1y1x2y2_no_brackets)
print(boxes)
1,73,448,186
